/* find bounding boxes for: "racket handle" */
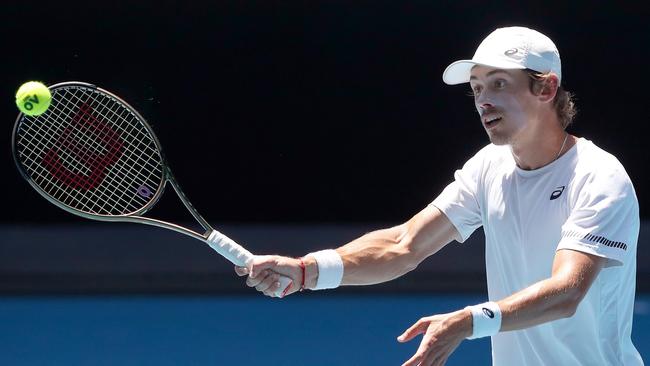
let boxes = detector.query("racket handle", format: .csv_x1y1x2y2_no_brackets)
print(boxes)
206,230,292,297
206,229,254,266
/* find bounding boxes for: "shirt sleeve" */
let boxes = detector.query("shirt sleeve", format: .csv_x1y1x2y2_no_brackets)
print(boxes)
430,150,484,243
557,166,639,266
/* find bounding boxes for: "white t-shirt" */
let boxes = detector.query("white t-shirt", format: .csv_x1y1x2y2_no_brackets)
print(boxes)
432,138,643,365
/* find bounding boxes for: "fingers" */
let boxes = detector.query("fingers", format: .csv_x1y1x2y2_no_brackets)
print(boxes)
399,312,465,366
401,333,434,366
401,351,424,366
397,317,429,343
245,269,285,296
398,318,433,366
237,255,302,298
402,352,447,366
402,342,449,366
245,269,271,288
254,272,280,293
248,255,279,279
435,355,449,366
262,279,284,297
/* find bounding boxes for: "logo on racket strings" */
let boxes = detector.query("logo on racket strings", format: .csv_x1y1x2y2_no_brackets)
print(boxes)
42,103,124,190
137,185,153,198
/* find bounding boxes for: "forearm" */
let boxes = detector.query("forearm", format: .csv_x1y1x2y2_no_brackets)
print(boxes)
335,225,420,286
300,226,418,289
452,276,584,340
497,274,584,331
451,250,606,339
496,250,604,332
302,206,458,289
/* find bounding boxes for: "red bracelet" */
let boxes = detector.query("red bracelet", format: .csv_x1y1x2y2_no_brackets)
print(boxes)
298,258,306,291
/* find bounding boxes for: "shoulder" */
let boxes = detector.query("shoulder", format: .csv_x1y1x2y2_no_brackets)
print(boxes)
570,138,638,206
573,139,635,190
452,143,513,189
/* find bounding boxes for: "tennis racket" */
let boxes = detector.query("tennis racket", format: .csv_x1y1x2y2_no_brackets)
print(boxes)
12,81,292,297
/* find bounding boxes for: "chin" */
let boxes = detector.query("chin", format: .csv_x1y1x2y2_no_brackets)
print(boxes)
486,132,510,146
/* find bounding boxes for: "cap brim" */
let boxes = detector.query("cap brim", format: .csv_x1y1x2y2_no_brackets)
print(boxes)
442,59,527,85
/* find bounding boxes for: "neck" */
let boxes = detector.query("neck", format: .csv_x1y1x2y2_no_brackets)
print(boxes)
510,121,574,170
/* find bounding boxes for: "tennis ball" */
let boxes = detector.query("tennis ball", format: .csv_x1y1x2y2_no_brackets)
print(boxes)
15,81,52,116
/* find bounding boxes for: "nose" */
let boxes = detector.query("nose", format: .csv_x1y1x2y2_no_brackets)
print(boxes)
477,102,494,115
474,91,493,113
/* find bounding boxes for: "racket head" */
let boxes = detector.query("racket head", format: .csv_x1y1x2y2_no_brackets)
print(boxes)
12,81,168,220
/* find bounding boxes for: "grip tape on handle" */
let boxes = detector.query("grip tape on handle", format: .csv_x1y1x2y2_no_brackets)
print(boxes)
206,230,292,297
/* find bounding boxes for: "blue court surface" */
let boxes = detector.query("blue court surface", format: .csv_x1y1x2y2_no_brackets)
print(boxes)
1,294,648,365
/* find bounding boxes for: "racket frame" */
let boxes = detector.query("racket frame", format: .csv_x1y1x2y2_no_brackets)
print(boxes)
12,81,213,242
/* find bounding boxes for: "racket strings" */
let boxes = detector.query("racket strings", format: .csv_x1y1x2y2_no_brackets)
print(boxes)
43,103,124,189
16,85,165,216
19,90,134,213
17,96,121,213
19,92,130,212
24,87,161,214
60,90,161,209
61,88,163,213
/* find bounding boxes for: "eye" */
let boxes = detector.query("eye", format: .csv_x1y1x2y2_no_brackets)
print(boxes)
494,79,506,89
470,85,482,96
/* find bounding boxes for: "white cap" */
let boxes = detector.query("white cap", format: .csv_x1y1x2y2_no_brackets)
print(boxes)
442,26,561,85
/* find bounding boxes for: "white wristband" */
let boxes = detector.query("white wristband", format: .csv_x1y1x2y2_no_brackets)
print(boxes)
465,301,502,339
306,249,344,290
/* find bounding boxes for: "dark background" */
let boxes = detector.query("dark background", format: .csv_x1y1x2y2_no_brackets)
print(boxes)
2,1,648,224
1,6,648,364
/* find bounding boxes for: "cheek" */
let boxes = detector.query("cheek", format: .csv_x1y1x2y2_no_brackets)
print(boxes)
503,95,528,118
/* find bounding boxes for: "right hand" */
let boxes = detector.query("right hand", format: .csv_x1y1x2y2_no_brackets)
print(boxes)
234,255,304,298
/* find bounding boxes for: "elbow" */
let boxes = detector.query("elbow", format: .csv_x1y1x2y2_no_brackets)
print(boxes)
397,236,424,274
557,301,578,319
555,287,586,319
549,267,596,319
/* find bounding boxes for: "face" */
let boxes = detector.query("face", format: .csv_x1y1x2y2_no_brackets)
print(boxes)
469,66,540,145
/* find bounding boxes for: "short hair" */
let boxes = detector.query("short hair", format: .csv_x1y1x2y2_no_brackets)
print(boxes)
526,69,577,130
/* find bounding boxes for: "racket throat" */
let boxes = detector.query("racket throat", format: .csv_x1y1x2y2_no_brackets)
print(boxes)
166,174,213,233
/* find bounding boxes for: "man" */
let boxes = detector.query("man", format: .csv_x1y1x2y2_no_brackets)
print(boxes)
235,26,643,365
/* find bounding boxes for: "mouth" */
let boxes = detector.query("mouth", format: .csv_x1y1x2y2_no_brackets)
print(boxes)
483,115,502,129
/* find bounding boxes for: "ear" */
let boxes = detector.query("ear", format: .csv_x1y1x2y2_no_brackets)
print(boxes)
538,74,559,103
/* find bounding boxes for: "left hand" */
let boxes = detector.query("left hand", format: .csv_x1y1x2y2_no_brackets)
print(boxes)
397,309,472,366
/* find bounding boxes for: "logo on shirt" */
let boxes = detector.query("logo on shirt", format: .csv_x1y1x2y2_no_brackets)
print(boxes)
550,186,565,200
482,308,495,318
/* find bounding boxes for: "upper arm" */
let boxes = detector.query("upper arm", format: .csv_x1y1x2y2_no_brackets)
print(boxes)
430,148,489,243
401,205,461,261
557,163,638,267
552,160,638,303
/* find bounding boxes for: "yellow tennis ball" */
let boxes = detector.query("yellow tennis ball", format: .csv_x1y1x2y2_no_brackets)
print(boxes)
15,81,52,116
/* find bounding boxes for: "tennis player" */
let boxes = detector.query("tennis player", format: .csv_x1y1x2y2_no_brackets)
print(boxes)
236,26,643,365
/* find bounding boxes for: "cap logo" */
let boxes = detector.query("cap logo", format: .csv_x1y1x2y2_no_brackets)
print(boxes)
504,48,518,56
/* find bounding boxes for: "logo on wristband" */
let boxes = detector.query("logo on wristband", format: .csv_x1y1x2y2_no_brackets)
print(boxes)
482,308,495,318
